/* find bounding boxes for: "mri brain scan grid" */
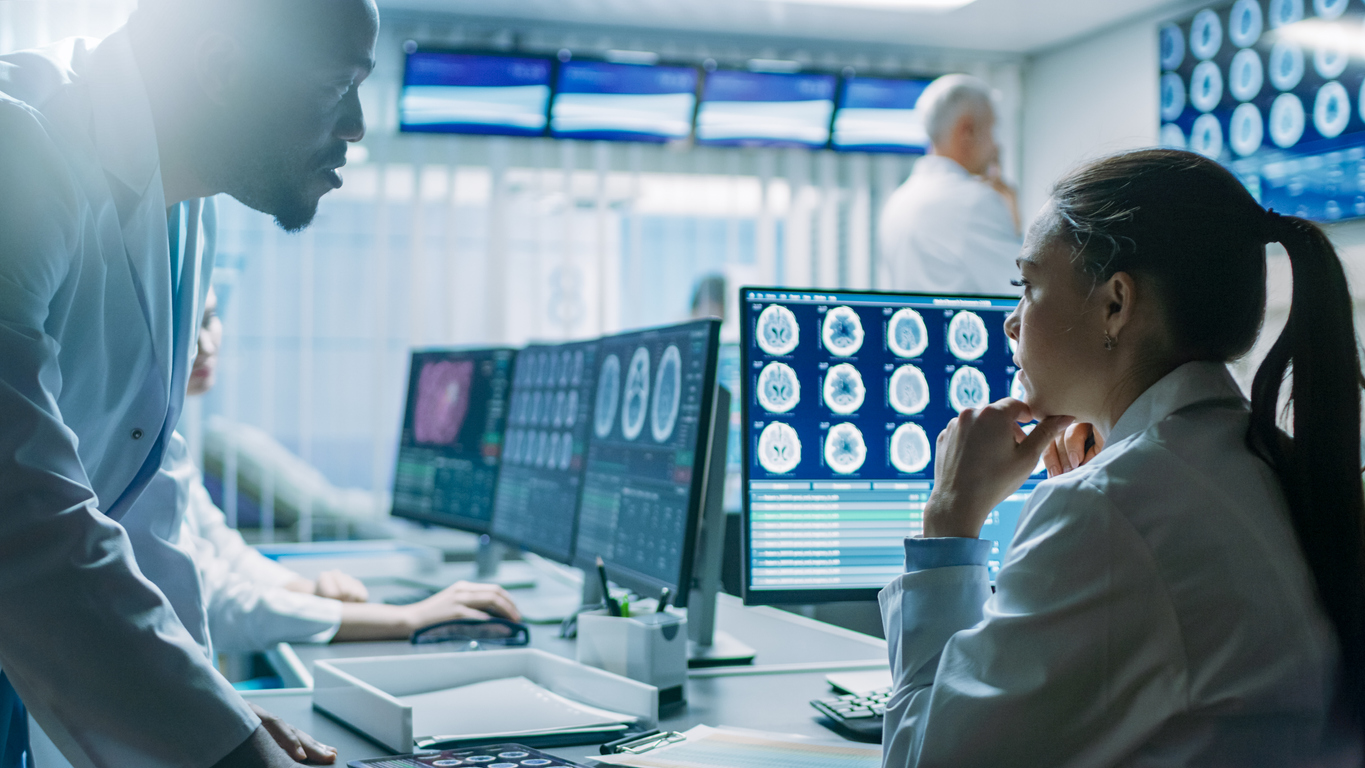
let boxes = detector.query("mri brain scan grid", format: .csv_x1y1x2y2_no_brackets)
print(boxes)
1161,0,1365,222
744,291,1032,482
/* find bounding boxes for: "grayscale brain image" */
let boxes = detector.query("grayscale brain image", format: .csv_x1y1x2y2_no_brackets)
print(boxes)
622,346,651,440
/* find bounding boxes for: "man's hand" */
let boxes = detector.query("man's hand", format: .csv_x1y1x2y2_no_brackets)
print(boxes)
923,398,1072,539
251,704,336,764
314,570,368,602
212,707,336,768
1041,421,1103,477
404,581,522,633
983,162,1021,235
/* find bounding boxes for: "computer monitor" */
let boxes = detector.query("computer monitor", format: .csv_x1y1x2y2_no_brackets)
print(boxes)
490,340,600,563
399,50,552,137
573,319,722,607
695,70,837,149
830,76,932,154
549,59,699,143
391,347,517,534
739,288,1038,605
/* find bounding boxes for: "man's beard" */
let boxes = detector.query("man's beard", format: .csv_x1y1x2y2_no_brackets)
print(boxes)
217,132,330,233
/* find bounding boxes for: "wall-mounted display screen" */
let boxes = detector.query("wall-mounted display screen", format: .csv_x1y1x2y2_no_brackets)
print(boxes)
1161,0,1365,222
695,70,838,148
400,51,552,136
832,77,932,153
550,61,699,143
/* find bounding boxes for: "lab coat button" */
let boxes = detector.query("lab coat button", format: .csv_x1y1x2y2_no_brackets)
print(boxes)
131,428,144,440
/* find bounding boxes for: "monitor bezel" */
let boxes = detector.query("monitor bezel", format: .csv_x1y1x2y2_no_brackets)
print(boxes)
390,346,518,536
738,286,1020,606
572,318,723,608
398,46,555,137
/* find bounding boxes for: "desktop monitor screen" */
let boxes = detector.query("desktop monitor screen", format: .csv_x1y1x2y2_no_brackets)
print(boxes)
550,60,699,143
391,348,516,533
400,51,552,136
695,70,837,149
491,340,600,563
574,319,722,605
740,288,1037,605
831,76,932,154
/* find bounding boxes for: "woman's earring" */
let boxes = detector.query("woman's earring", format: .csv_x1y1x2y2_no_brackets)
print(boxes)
1103,333,1116,350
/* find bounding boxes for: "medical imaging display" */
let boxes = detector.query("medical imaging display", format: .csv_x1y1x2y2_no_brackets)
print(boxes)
575,320,721,595
695,70,838,149
741,289,1038,603
400,51,552,136
550,60,699,143
491,341,598,563
392,348,516,533
1161,0,1365,221
831,76,933,153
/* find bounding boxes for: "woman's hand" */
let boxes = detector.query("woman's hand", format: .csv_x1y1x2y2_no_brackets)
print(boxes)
1042,422,1104,477
404,580,522,633
923,398,1073,539
314,570,368,603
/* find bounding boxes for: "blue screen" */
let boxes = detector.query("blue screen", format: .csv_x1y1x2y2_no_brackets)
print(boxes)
696,70,838,148
1160,2,1365,222
400,52,552,136
832,77,932,154
551,61,698,143
742,288,1039,597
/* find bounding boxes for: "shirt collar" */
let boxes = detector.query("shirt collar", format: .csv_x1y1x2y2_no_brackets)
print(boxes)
1106,361,1248,446
913,154,971,179
76,27,161,200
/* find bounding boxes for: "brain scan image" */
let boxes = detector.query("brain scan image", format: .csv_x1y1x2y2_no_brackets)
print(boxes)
1269,40,1304,92
757,422,802,474
505,430,520,464
1229,0,1263,47
651,345,682,443
757,361,801,414
531,390,546,426
1189,9,1221,60
889,365,931,415
546,433,561,469
1160,123,1186,150
947,311,989,361
887,308,929,358
824,423,868,475
536,353,550,386
823,364,866,415
889,422,932,474
621,347,651,441
1160,24,1185,71
594,354,621,438
1190,61,1223,113
535,431,550,468
1160,73,1186,122
571,350,585,386
1269,92,1305,148
559,432,574,470
559,351,573,386
565,390,579,427
949,366,991,413
1011,370,1027,402
1230,103,1264,157
756,304,800,356
1229,49,1263,103
1314,39,1348,80
552,391,567,428
413,359,474,445
1315,0,1348,18
1314,82,1350,139
1269,0,1303,28
1190,113,1223,159
822,306,865,357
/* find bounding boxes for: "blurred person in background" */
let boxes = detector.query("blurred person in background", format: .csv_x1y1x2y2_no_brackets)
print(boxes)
691,273,728,321
877,74,1021,296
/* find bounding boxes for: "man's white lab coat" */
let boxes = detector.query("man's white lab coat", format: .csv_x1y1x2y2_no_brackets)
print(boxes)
877,155,1021,296
879,363,1359,767
0,31,259,766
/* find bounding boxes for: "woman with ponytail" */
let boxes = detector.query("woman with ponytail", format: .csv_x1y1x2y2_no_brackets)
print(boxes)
879,148,1364,767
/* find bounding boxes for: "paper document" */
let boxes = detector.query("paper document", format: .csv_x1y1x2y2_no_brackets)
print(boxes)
600,726,882,768
826,669,893,696
402,676,637,742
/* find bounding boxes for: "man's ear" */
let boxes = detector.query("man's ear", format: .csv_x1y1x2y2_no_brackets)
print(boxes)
1100,271,1138,341
193,33,246,108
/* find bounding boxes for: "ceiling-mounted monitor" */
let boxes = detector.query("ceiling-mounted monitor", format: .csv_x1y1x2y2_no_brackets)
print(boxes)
400,50,552,136
550,60,699,143
695,70,837,149
1160,0,1365,222
832,76,933,154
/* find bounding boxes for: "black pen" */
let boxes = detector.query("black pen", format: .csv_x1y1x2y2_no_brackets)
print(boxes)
656,587,671,613
601,729,661,755
596,555,620,616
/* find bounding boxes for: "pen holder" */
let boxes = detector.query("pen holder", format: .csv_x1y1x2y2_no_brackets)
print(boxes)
576,609,687,709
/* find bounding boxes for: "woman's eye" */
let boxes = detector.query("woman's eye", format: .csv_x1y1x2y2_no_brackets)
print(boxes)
1010,279,1027,288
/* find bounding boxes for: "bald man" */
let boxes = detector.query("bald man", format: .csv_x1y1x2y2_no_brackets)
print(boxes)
0,1,377,766
877,74,1022,296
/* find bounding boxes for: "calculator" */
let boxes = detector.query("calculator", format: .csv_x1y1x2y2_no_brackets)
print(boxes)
809,686,890,743
348,743,591,768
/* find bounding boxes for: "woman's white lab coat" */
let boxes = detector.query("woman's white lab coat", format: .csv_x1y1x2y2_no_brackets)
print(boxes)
879,362,1360,767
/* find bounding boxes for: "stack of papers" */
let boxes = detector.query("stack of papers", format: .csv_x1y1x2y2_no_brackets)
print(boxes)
402,676,637,748
600,726,882,768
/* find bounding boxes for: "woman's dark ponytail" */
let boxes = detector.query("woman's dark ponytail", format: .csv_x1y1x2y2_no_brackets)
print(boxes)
1249,212,1365,727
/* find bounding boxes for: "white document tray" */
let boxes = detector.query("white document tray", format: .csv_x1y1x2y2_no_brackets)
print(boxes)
312,649,659,752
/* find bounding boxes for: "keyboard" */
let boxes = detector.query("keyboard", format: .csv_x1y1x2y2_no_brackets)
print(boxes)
810,686,890,743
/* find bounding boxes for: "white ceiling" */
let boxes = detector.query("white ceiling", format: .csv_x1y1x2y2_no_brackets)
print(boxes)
377,0,1195,56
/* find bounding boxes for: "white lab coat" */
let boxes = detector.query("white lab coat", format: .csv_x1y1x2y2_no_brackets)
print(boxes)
879,362,1359,767
876,155,1020,296
0,31,258,767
